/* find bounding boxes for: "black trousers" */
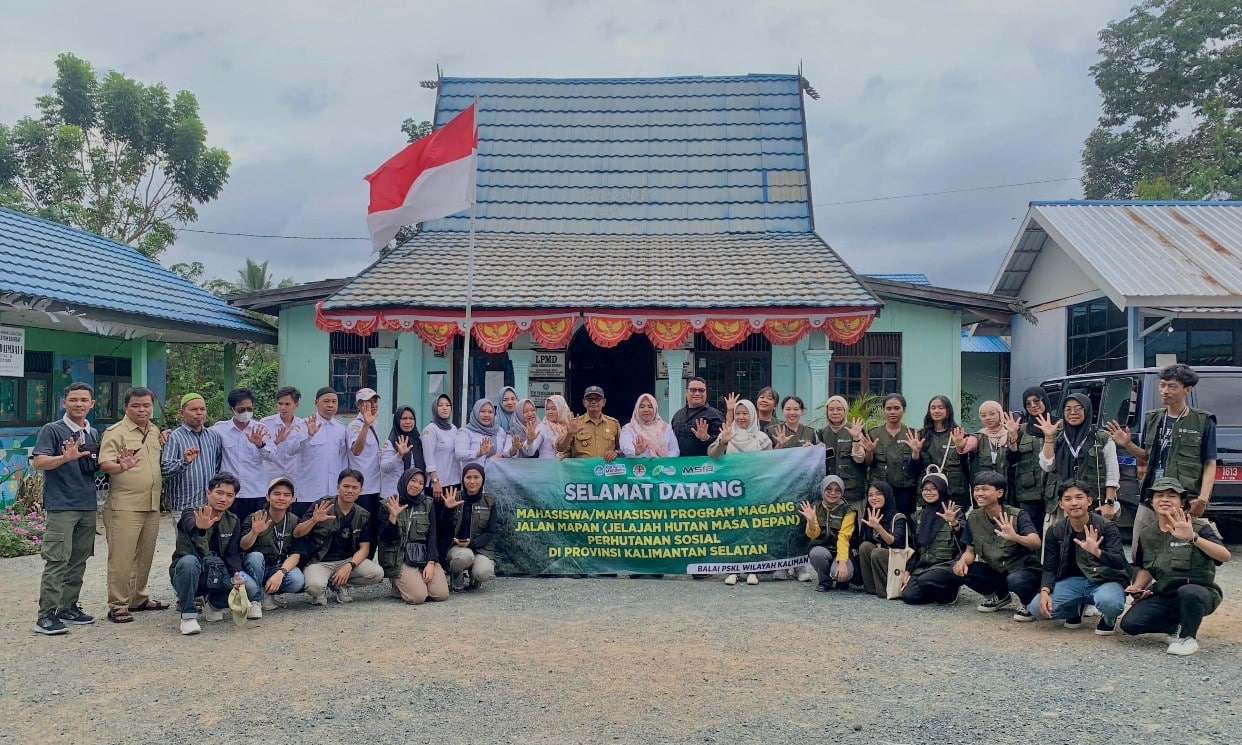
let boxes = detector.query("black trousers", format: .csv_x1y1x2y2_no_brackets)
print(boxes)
1120,584,1221,639
289,502,313,519
901,566,963,605
357,493,381,559
229,497,266,524
962,564,1041,604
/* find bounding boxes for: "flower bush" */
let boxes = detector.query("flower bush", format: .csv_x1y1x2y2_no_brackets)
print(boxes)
0,508,46,558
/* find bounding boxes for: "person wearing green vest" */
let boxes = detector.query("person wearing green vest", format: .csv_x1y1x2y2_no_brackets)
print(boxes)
1034,394,1120,522
767,395,820,448
912,396,977,507
1025,479,1128,634
951,470,1042,619
1120,477,1231,656
1106,364,1218,557
899,472,966,605
239,477,307,613
859,394,922,516
798,475,857,592
438,463,499,591
973,402,1013,495
378,467,449,605
169,472,248,636
818,395,868,506
293,469,386,605
1007,387,1059,531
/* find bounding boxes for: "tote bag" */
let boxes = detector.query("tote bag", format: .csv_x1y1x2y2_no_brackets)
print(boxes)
885,515,914,600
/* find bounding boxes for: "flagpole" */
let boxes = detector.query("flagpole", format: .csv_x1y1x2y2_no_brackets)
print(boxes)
458,96,479,427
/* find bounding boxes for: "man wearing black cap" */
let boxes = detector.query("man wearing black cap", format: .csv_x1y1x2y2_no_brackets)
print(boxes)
557,386,621,461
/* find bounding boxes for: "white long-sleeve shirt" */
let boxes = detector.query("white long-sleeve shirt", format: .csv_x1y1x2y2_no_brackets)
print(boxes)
210,419,273,501
259,413,308,485
521,421,565,458
455,427,516,469
618,423,680,458
347,415,401,496
298,414,349,503
422,423,462,487
1038,437,1120,487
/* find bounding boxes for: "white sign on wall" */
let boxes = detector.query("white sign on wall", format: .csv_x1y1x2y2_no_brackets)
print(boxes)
528,380,566,407
0,326,24,377
529,351,566,379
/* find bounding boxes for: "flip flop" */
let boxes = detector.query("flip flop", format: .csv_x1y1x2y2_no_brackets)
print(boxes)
128,599,170,612
107,608,133,623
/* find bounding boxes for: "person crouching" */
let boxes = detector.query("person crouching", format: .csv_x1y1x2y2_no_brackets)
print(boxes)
378,467,449,604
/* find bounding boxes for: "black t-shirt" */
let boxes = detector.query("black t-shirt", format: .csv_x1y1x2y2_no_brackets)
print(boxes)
32,420,100,511
1064,528,1086,578
322,509,358,562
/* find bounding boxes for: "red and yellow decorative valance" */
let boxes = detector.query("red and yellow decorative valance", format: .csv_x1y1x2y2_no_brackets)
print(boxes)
315,302,877,352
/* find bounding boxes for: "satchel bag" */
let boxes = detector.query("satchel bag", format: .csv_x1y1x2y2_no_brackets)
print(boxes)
402,507,429,567
885,515,914,601
201,554,231,592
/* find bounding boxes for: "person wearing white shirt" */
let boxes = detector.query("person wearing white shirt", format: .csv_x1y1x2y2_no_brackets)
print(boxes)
298,387,350,518
619,393,680,458
210,387,272,522
520,395,570,458
422,394,461,499
348,387,401,556
259,386,308,486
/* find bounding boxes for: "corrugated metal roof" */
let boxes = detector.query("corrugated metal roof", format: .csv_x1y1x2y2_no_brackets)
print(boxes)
423,74,812,235
992,201,1242,305
0,207,274,340
324,232,876,310
961,329,1010,353
864,273,931,285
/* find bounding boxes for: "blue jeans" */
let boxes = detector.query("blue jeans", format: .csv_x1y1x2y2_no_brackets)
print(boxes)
1025,576,1126,622
242,552,305,598
171,555,230,617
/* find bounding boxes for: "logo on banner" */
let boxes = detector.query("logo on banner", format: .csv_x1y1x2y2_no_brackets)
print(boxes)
681,464,715,475
631,464,647,478
593,464,628,477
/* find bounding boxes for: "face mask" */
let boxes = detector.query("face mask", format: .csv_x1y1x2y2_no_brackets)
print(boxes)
234,411,253,424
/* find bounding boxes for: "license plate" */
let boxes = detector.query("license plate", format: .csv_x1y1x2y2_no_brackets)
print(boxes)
1216,465,1242,482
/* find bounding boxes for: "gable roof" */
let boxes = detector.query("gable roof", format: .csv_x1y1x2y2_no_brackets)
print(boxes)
864,273,930,285
0,207,274,343
424,74,813,235
991,201,1242,309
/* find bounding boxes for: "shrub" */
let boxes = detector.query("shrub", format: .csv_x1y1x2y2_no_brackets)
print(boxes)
0,508,46,558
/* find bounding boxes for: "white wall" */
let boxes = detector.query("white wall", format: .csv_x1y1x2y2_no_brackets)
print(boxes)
1009,306,1068,409
1020,237,1098,306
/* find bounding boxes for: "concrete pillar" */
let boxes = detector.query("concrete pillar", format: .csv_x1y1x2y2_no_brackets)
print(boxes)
130,337,149,387
662,349,690,414
370,347,400,438
803,348,833,414
509,349,534,403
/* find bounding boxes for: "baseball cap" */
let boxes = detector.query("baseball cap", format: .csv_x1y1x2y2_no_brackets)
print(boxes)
355,387,379,402
267,476,296,494
583,385,605,398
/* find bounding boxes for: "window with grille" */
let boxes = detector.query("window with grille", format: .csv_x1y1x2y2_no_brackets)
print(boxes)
693,333,772,409
1067,298,1127,375
330,332,378,412
0,350,54,426
830,333,901,398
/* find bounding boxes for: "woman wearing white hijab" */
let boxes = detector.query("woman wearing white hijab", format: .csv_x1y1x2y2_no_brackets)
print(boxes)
521,394,571,458
620,393,679,458
709,399,772,456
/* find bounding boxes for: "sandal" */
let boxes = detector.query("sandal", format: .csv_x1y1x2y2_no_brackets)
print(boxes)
107,608,134,624
128,599,170,612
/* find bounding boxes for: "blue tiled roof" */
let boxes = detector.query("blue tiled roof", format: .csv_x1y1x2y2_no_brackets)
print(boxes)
961,329,1011,353
863,273,931,285
0,207,273,341
424,74,812,234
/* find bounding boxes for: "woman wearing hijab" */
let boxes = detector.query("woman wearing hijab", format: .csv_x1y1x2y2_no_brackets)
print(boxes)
510,398,538,457
494,387,521,434
1034,392,1120,523
377,467,448,605
912,395,976,506
522,395,570,458
708,399,773,457
974,401,1014,490
384,405,427,498
899,472,967,605
1009,386,1060,529
455,399,519,468
620,393,679,458
819,395,868,505
856,481,909,598
422,394,461,500
436,463,498,592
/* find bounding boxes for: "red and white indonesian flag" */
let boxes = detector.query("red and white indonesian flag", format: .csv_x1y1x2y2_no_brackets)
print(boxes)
364,104,478,249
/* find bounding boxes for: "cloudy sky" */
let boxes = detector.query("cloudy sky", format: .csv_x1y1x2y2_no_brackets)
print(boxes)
0,0,1133,291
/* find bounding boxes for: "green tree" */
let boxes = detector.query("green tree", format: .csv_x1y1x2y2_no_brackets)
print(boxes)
1082,0,1242,200
0,52,231,259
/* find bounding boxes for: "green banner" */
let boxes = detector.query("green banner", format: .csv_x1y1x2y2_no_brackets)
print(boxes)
488,447,826,575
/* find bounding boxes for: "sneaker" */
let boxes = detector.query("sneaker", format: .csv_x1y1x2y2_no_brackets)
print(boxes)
1082,604,1101,618
1012,608,1036,622
334,587,353,604
724,574,738,586
33,614,69,636
746,574,759,585
450,572,468,592
246,603,263,620
57,604,95,625
976,594,1014,613
771,569,790,581
1094,616,1116,636
261,594,279,611
815,581,832,593
1167,637,1200,656
309,593,328,606
795,566,816,582
179,617,201,635
1165,631,1181,645
1063,611,1083,630
203,605,225,622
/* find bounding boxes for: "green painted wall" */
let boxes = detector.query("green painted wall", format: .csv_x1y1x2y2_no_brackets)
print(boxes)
279,303,330,416
857,299,962,427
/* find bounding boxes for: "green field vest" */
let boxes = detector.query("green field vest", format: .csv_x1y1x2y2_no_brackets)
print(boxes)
913,508,959,573
1012,430,1056,506
967,505,1040,575
810,500,853,551
820,425,867,501
378,501,434,579
974,431,1010,481
1141,408,1212,499
1138,518,1223,600
1071,431,1112,503
869,426,915,488
924,429,968,499
450,493,497,558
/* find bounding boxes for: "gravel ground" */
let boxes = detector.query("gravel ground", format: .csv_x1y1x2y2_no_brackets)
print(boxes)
1,515,1239,745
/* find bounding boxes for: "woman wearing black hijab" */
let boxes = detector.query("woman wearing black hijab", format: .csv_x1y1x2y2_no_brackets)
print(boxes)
899,472,967,605
1033,392,1120,524
436,463,498,592
377,467,448,604
389,405,427,473
1008,386,1060,529
856,481,910,598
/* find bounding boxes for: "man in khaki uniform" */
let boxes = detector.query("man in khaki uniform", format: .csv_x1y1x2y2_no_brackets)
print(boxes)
100,387,167,623
557,386,621,461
